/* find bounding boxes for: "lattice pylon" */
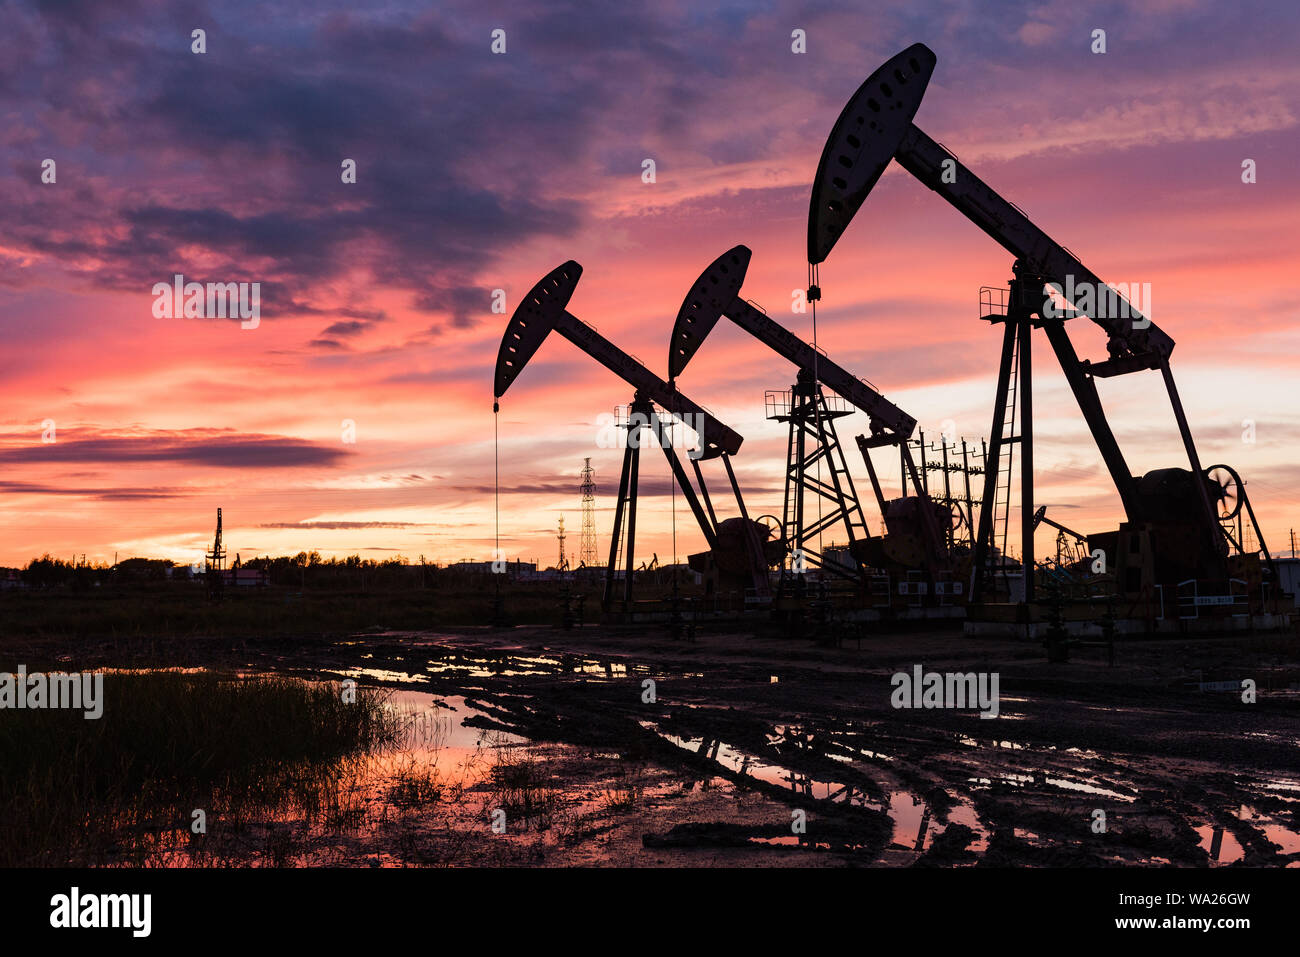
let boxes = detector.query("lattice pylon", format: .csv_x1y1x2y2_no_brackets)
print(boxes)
580,457,598,567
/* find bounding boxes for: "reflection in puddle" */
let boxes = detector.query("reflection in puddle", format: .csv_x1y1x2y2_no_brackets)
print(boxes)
768,724,894,764
1256,778,1300,796
645,721,989,861
648,726,876,807
379,690,525,786
1234,805,1300,854
418,652,650,680
1042,775,1132,800
348,666,426,684
967,771,1134,801
1195,825,1245,864
888,791,928,849
336,645,706,685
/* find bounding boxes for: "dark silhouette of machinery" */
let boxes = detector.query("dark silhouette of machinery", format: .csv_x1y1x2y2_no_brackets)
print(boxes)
807,43,1275,607
494,261,780,614
669,246,957,603
906,431,983,556
1032,507,1091,569
765,374,870,585
205,507,226,603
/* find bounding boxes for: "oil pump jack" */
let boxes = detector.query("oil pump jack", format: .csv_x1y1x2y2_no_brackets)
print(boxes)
1033,507,1091,569
494,261,779,614
669,246,957,601
807,42,1275,610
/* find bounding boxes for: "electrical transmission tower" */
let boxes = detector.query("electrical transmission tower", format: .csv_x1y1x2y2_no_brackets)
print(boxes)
580,457,597,567
557,514,568,571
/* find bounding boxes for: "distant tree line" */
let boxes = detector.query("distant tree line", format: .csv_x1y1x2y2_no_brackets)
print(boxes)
243,552,430,590
1,552,469,591
10,555,175,589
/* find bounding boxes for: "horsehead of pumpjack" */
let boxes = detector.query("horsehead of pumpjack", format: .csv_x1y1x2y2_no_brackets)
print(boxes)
805,42,1271,584
668,245,750,384
806,42,1174,362
494,260,582,401
494,259,742,460
807,45,935,268
670,245,917,440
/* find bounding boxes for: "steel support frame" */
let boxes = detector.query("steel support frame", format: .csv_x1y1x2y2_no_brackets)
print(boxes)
778,376,869,586
602,393,768,613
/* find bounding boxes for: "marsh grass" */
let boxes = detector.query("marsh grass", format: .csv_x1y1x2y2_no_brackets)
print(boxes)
601,783,643,813
487,742,562,830
387,760,445,808
0,671,400,866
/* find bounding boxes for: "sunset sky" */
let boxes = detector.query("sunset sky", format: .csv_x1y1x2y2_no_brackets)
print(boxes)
2,0,1298,570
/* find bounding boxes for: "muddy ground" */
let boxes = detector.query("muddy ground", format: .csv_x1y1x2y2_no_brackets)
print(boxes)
9,622,1300,867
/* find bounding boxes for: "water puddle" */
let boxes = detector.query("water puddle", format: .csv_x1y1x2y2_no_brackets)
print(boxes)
646,725,877,806
347,666,425,684
1194,825,1245,864
331,644,709,685
968,771,1134,801
93,676,548,867
379,689,526,784
328,652,671,696
643,720,989,861
1234,805,1300,854
413,651,663,680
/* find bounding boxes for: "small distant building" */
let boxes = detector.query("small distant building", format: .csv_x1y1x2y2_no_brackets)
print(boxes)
169,565,267,586
224,568,268,587
450,560,538,578
822,544,859,576
1273,557,1300,608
